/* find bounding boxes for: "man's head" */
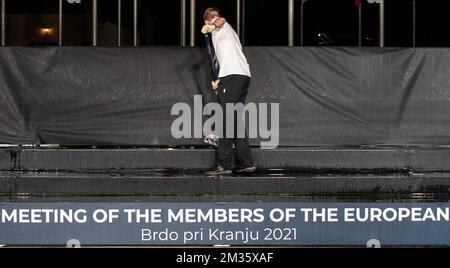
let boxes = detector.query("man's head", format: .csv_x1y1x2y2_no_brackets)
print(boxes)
203,7,221,25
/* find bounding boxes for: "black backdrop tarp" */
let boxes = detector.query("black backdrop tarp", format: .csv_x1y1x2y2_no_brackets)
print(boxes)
1,46,450,146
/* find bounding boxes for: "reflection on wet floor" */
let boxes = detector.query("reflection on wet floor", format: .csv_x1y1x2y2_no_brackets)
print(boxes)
2,196,450,203
1,169,450,203
0,168,418,177
1,168,449,180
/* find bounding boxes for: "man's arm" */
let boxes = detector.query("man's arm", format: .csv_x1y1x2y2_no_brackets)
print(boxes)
202,17,226,34
212,17,226,29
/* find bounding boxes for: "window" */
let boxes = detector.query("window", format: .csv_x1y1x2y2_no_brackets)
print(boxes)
244,0,288,46
361,0,380,47
303,0,359,46
6,0,59,46
386,0,413,47
416,0,450,47
137,0,180,46
62,0,92,46
97,0,118,46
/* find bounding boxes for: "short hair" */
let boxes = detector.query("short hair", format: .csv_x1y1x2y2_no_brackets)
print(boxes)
203,7,221,21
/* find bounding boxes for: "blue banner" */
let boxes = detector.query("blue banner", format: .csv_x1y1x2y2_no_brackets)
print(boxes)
1,203,449,246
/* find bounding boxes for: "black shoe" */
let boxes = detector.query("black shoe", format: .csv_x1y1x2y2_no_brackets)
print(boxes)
233,165,256,173
205,166,232,176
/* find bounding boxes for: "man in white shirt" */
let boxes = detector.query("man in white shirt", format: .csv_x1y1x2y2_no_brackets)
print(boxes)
202,7,256,175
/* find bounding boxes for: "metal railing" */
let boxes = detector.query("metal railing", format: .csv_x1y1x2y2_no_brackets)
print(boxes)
0,0,414,48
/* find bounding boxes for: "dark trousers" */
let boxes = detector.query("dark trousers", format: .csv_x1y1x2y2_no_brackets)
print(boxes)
216,75,253,169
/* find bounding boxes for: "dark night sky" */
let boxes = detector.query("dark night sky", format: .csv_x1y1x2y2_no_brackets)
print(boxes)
3,0,450,47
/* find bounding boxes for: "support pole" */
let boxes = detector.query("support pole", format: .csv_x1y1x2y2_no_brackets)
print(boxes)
412,0,416,47
242,0,245,45
92,0,97,46
118,0,121,47
236,0,241,39
133,0,137,47
379,0,385,47
59,0,62,46
2,0,6,46
300,0,304,46
189,0,195,46
358,4,362,47
180,0,186,46
288,0,294,46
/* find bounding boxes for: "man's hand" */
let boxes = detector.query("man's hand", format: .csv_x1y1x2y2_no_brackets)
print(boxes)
201,24,216,34
212,79,220,90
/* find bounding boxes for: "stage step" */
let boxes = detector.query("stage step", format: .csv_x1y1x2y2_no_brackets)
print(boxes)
1,147,450,172
1,170,450,198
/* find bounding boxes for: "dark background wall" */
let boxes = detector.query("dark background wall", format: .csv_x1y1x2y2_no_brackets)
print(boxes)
1,46,450,146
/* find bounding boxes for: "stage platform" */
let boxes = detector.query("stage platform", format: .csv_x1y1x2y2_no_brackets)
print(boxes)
1,146,450,171
1,146,450,199
1,169,450,200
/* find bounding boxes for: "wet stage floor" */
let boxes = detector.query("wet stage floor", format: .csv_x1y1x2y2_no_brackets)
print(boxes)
1,169,450,202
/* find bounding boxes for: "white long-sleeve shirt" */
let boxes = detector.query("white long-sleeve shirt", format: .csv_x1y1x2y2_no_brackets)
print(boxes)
211,22,251,78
